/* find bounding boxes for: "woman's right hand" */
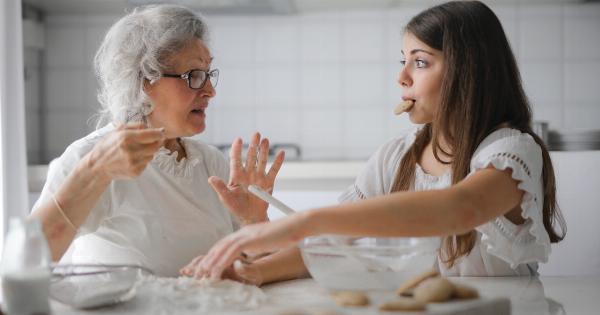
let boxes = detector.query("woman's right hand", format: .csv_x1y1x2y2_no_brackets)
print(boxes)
86,123,165,180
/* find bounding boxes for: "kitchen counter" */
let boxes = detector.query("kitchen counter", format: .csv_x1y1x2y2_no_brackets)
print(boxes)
48,276,599,315
28,151,600,191
274,161,363,190
27,161,366,192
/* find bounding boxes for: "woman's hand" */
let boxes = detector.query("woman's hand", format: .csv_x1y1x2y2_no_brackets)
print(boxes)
208,132,285,224
180,255,264,286
181,212,311,280
86,123,165,180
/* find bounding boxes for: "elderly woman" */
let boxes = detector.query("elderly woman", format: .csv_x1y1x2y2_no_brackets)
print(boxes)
30,5,284,277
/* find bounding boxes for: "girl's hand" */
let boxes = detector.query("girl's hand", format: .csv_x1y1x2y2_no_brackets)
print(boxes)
87,123,165,180
181,213,310,280
208,132,285,224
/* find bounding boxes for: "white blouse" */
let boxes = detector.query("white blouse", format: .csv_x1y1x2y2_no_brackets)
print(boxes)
33,124,238,277
339,127,550,276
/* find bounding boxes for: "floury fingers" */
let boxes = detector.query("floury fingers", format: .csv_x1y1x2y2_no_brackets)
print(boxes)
393,100,415,115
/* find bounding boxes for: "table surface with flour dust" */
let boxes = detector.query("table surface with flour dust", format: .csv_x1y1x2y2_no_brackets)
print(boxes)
47,275,600,315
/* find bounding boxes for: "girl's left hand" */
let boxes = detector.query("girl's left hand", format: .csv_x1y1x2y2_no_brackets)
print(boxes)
181,213,310,280
209,132,285,225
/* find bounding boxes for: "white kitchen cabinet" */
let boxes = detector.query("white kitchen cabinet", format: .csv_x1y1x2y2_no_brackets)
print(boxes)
266,161,359,220
267,190,344,221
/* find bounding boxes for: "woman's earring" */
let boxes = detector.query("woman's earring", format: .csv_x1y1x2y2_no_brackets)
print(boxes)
141,103,155,116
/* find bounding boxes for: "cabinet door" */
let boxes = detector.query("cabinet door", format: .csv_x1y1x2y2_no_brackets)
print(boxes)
539,152,600,276
267,190,343,220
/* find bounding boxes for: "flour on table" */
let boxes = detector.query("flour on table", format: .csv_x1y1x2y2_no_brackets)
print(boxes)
136,275,267,313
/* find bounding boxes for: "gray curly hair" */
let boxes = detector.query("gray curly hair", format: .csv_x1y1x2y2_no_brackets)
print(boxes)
94,4,208,125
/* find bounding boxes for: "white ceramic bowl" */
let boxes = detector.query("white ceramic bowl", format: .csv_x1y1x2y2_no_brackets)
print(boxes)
299,236,440,290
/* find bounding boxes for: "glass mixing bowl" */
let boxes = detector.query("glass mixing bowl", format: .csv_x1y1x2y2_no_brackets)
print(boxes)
50,264,152,309
299,235,440,290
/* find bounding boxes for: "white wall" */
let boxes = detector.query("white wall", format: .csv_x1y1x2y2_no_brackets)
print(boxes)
33,2,600,162
24,48,43,164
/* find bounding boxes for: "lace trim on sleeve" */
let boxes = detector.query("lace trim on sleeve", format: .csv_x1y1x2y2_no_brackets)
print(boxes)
472,151,550,269
338,184,367,203
354,185,367,200
489,152,533,178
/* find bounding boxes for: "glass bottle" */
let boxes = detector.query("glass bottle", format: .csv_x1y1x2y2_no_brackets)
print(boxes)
1,218,51,315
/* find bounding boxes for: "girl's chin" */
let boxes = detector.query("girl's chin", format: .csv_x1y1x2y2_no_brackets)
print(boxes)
408,115,426,125
408,112,433,125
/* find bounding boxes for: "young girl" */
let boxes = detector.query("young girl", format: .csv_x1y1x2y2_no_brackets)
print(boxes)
181,0,566,281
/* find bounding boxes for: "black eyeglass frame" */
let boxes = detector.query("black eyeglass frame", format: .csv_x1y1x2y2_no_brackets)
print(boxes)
162,69,219,90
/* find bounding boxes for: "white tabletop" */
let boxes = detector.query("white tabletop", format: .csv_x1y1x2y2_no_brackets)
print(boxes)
47,276,599,315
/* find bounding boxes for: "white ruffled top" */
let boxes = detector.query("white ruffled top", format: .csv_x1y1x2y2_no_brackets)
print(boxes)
33,124,239,277
153,145,201,178
339,127,549,276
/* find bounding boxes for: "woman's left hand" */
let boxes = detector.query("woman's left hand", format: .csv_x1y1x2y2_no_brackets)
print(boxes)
181,213,310,280
180,255,263,286
209,132,285,224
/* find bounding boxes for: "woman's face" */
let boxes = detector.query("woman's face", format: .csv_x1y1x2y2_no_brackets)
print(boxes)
145,38,216,138
397,32,444,124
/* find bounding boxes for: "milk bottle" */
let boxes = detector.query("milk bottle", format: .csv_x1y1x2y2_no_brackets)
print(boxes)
1,218,51,315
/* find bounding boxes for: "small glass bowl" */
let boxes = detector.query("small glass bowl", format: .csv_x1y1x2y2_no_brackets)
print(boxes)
299,235,440,290
50,264,152,309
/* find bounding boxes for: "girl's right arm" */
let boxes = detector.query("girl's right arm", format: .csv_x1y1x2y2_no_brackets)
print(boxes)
29,125,165,261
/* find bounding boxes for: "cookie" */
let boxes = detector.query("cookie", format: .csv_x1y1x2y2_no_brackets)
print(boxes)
330,291,370,307
452,283,479,300
393,100,415,115
399,287,415,297
396,269,440,296
413,277,455,303
379,297,426,312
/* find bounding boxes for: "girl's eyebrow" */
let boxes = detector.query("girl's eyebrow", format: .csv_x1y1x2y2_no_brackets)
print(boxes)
400,49,435,56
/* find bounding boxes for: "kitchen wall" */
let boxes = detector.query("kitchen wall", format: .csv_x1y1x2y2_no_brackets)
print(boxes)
25,1,600,163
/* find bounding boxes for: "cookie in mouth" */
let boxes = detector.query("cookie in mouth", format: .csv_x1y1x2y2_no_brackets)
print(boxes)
393,100,415,115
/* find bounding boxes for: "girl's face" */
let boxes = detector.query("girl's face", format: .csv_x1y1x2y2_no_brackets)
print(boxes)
398,32,444,124
145,38,216,139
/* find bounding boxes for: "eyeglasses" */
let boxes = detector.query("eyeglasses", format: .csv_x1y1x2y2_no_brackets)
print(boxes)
162,69,219,90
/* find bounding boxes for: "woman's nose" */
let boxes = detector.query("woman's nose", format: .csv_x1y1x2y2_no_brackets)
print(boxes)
201,80,216,98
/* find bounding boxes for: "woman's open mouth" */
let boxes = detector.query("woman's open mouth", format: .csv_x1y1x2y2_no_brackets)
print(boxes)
190,108,205,116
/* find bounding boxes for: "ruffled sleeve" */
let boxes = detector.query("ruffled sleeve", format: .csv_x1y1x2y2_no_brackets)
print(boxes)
338,129,418,203
469,128,551,268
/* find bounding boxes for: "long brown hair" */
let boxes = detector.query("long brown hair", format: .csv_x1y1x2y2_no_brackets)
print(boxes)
390,1,566,266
